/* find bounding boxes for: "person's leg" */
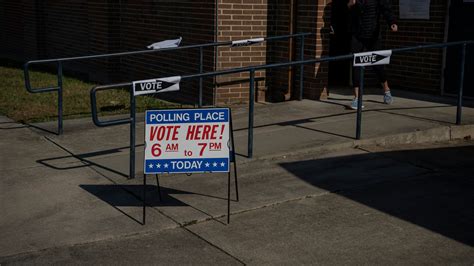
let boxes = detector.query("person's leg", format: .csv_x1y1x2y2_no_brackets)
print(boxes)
351,36,365,109
373,65,393,104
367,37,393,104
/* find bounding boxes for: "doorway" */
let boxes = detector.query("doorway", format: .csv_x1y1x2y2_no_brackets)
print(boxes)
444,0,474,97
328,0,352,87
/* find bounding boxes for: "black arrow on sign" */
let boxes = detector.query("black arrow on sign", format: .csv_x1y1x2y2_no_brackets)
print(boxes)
355,53,389,65
156,80,176,92
136,79,177,93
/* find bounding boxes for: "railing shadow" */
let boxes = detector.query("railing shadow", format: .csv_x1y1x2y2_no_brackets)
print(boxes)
37,137,235,225
37,146,140,178
232,101,460,140
0,121,58,135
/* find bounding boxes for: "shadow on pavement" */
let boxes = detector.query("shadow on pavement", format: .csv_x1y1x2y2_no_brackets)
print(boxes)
279,145,474,247
38,153,129,178
234,103,458,135
0,121,58,135
328,87,474,108
80,184,188,208
80,184,233,225
37,144,144,178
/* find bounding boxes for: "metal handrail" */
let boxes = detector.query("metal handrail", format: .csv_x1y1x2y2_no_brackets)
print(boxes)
25,32,313,135
25,33,312,65
91,40,473,174
90,84,133,127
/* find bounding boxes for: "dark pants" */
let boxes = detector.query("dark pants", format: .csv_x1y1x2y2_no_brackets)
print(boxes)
351,36,388,87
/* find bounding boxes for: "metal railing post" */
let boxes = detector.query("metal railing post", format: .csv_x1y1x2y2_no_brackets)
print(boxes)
199,46,204,108
130,86,136,179
24,62,31,92
57,61,64,135
356,66,365,140
299,35,305,101
248,69,256,158
456,43,467,125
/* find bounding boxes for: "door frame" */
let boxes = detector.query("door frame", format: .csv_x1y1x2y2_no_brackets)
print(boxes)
441,0,474,99
440,0,451,96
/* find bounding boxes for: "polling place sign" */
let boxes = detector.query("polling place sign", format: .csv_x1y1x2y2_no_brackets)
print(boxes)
144,108,230,174
353,50,392,67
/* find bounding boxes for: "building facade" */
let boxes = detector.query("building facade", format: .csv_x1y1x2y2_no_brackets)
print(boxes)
1,0,472,105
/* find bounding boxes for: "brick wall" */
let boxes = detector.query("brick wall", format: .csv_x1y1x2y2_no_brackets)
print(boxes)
118,1,216,105
215,0,329,104
0,0,450,105
265,0,292,102
382,0,448,93
264,0,328,101
0,1,216,105
318,0,448,96
325,0,448,93
0,1,34,60
298,0,330,100
215,0,269,105
0,1,118,78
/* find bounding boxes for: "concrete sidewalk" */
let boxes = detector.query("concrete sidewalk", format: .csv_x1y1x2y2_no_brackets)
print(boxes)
1,90,474,263
25,89,474,159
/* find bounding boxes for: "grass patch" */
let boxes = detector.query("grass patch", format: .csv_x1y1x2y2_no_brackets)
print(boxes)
0,66,182,123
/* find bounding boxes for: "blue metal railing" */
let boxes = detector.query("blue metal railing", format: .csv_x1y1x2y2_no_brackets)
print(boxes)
91,40,473,179
24,32,312,135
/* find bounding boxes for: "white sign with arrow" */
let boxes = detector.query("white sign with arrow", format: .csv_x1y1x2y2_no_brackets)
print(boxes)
147,37,182,50
231,37,264,47
353,50,392,67
133,76,181,96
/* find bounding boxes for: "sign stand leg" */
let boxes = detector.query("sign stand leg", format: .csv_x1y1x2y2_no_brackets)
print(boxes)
130,86,136,179
227,170,231,224
227,109,239,224
229,109,239,202
233,160,239,202
144,108,237,224
143,173,147,225
155,174,162,202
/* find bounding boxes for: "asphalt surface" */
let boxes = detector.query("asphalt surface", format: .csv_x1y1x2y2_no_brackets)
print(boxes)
1,91,474,264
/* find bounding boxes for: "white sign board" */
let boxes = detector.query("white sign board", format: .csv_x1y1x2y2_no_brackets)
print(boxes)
144,108,230,174
133,76,181,96
147,37,182,49
231,38,264,47
353,50,392,67
399,0,430,19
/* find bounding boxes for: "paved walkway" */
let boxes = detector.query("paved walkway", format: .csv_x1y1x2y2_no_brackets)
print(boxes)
1,90,474,263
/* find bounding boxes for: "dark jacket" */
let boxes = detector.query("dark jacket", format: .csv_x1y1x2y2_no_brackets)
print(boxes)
348,0,396,39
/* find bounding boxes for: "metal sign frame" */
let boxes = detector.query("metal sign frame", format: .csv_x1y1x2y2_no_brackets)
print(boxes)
142,108,239,225
143,108,231,174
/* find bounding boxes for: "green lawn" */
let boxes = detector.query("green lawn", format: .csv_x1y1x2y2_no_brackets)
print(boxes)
0,66,181,123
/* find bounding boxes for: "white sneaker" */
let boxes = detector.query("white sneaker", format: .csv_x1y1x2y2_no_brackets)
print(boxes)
351,98,365,110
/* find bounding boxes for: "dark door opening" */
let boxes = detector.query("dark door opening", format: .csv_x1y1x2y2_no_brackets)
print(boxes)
444,0,474,97
328,0,352,87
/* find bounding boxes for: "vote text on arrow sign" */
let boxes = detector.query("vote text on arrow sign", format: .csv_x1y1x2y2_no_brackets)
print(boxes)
133,76,181,96
353,50,392,67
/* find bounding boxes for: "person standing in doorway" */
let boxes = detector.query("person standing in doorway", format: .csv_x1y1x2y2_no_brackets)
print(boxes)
348,0,398,109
